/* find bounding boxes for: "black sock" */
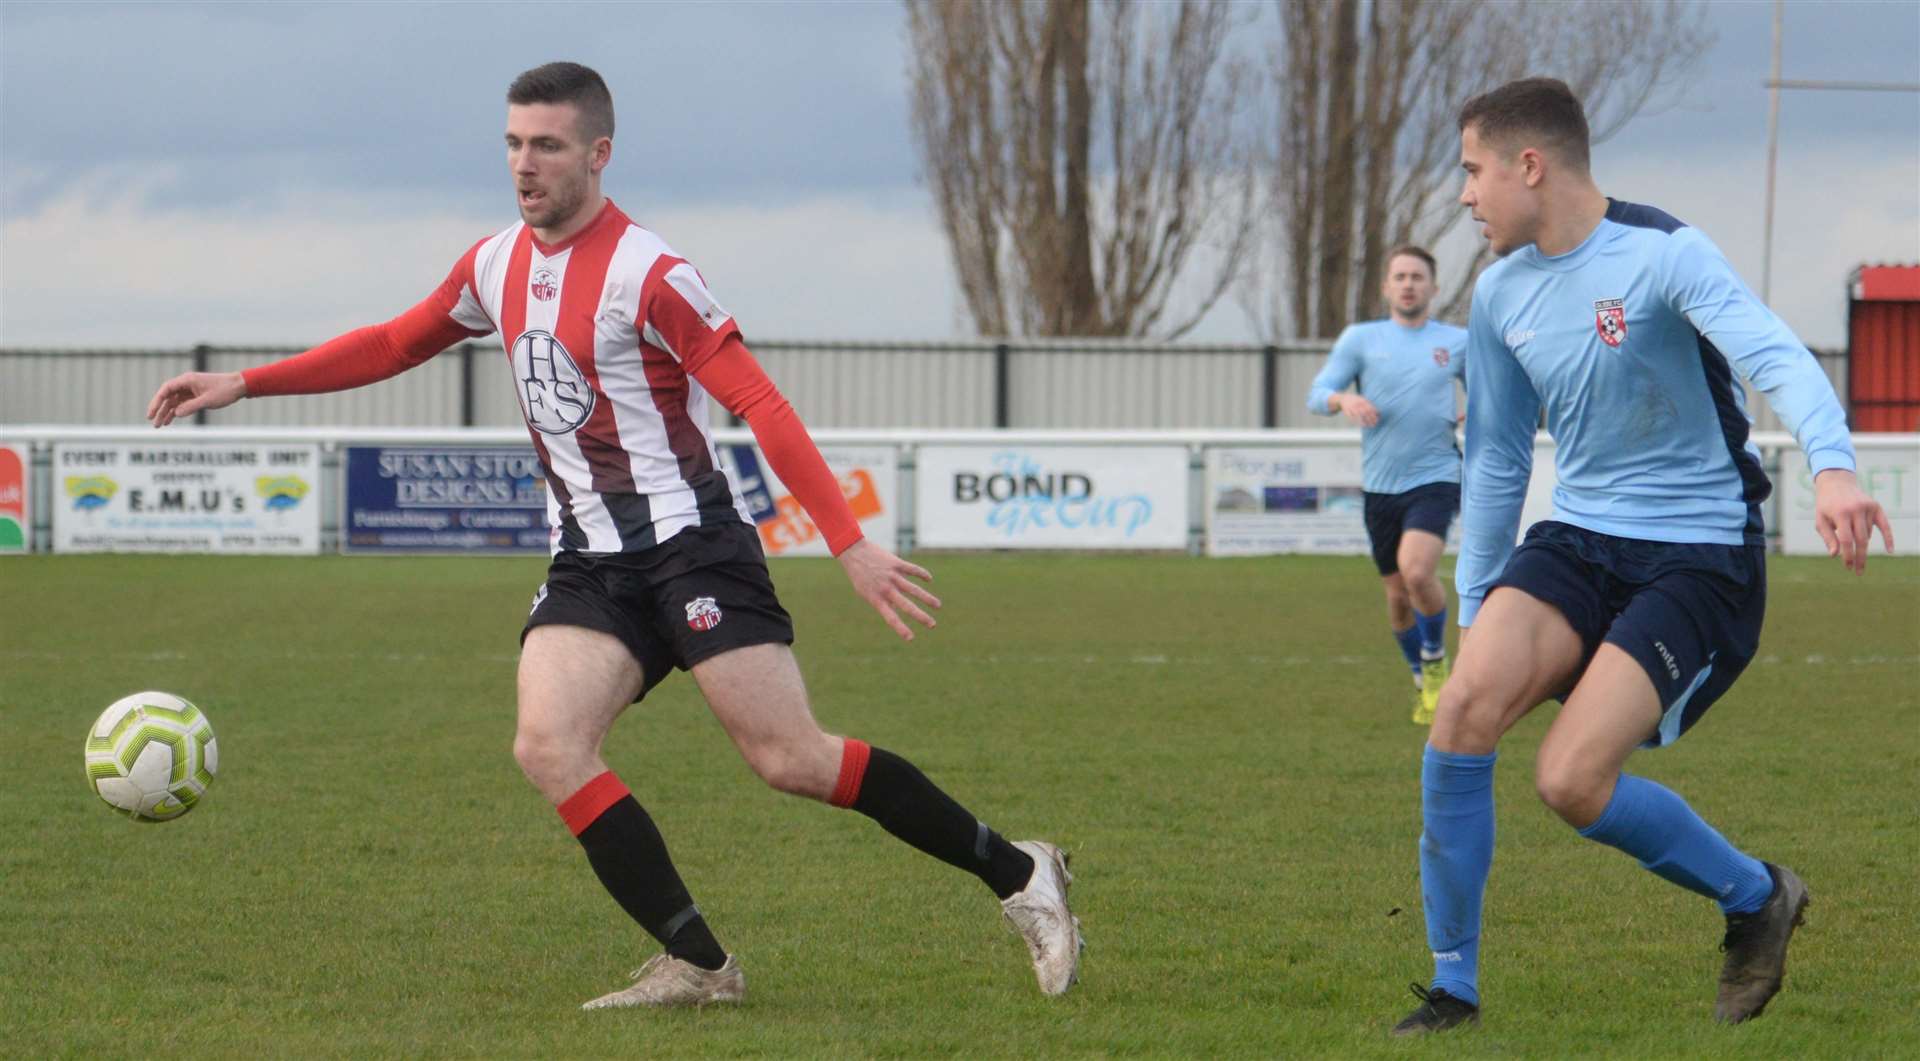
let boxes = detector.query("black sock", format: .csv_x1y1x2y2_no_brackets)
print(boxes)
576,794,728,970
850,746,1036,900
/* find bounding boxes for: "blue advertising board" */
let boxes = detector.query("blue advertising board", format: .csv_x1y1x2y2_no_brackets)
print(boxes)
342,446,548,553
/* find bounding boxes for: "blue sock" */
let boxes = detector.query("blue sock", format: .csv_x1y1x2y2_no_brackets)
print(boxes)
1420,745,1496,1007
1414,606,1447,657
1577,774,1773,915
1394,625,1424,676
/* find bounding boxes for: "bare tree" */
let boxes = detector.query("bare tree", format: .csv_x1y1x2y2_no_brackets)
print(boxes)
1252,0,1714,339
906,0,1258,339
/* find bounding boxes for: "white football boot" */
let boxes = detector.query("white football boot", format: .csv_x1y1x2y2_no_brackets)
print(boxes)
1001,840,1084,996
581,953,746,1010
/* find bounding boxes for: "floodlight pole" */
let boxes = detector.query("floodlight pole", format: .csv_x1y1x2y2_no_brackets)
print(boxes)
1759,0,1920,306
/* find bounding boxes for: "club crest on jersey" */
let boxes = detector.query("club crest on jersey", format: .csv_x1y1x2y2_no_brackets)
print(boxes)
511,329,595,434
685,596,723,632
1432,347,1451,368
530,267,559,302
1594,297,1627,348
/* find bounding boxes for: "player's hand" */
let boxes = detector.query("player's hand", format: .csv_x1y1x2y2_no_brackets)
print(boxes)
147,371,247,427
1337,394,1380,428
836,537,941,641
1812,468,1894,574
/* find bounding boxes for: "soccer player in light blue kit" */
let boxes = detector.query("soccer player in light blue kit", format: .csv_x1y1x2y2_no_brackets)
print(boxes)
1307,245,1468,725
1393,78,1894,1035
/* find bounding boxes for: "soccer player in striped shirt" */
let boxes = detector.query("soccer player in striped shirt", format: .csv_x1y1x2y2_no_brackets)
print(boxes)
1393,78,1893,1035
146,62,1081,1009
1306,245,1469,725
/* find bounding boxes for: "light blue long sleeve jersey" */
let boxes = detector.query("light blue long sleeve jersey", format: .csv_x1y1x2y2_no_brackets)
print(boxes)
1455,199,1855,625
1306,318,1469,493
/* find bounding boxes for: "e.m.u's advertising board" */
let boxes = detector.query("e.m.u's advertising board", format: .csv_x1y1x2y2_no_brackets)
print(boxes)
717,445,897,557
341,446,549,553
0,443,29,554
914,445,1188,549
52,442,321,554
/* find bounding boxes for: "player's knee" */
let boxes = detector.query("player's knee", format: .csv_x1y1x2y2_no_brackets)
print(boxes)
1401,556,1436,586
1429,672,1503,753
1533,758,1607,827
512,722,580,789
1383,583,1412,615
742,738,832,799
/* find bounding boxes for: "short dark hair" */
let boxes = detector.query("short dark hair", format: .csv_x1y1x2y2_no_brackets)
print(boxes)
1383,244,1436,279
507,62,615,142
1457,77,1589,172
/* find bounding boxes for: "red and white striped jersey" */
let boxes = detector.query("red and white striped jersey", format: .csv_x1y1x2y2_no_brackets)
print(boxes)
432,200,755,554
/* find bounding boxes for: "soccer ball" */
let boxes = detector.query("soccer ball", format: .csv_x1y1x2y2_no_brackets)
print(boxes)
84,691,218,821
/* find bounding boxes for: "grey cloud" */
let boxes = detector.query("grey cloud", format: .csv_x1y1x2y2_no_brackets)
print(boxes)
2,1,918,218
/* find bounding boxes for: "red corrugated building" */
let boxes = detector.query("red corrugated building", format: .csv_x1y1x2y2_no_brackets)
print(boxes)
1848,264,1920,432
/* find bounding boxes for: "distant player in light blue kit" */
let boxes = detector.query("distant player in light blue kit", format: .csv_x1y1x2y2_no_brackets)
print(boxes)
1308,245,1468,726
1393,78,1894,1036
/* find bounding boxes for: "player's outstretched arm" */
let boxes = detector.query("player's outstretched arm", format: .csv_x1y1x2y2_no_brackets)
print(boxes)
147,371,247,427
681,331,936,640
145,243,492,428
837,537,942,642
1813,468,1895,574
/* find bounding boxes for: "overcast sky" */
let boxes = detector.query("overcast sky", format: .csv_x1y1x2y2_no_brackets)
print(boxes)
2,0,1915,350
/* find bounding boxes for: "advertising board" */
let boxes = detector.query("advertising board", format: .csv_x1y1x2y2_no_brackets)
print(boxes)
342,446,548,553
52,442,321,554
1778,443,1918,555
718,445,898,557
915,445,1188,549
0,443,28,554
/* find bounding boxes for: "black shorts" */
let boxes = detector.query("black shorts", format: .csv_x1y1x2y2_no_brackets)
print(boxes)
1492,521,1766,747
521,520,795,702
1361,481,1460,575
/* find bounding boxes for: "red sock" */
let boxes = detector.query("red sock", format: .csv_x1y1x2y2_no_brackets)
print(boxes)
557,770,630,835
830,738,871,808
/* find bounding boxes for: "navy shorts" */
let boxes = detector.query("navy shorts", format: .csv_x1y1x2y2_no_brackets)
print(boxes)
521,520,794,703
1362,481,1460,575
1491,521,1766,747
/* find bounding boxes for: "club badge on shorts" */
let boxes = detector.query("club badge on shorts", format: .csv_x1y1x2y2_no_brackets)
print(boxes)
1594,297,1627,348
685,596,723,631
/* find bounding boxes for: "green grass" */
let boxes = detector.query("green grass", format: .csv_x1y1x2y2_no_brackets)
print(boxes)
3,553,1916,1058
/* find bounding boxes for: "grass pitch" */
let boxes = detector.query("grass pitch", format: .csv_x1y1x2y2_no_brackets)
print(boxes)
3,552,1916,1058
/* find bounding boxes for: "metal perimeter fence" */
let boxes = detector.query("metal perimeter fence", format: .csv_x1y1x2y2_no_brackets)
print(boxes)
0,338,1847,435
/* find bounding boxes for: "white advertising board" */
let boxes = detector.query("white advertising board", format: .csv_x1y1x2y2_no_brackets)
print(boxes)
53,442,322,554
1777,442,1919,555
915,444,1188,549
1205,445,1501,557
717,444,899,558
1205,446,1369,556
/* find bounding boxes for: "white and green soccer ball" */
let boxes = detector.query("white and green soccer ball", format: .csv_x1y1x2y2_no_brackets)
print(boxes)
84,691,218,821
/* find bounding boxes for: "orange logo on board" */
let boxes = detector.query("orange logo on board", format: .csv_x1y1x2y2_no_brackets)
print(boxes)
0,446,26,552
759,469,883,556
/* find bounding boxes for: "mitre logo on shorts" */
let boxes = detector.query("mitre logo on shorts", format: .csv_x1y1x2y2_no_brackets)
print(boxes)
511,329,595,434
1594,297,1627,348
530,267,558,302
684,596,723,632
1431,347,1451,368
